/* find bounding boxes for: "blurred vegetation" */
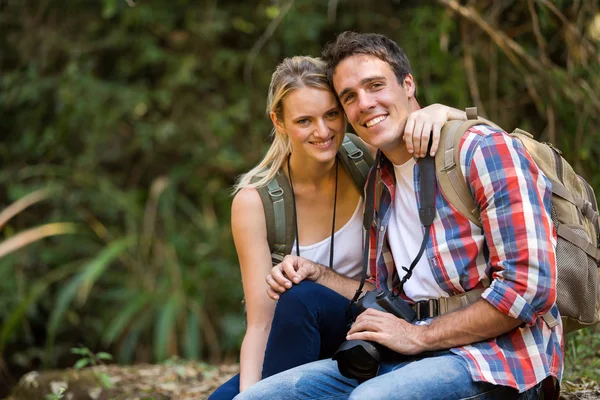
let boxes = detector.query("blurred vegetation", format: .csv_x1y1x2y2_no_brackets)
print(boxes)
0,0,599,396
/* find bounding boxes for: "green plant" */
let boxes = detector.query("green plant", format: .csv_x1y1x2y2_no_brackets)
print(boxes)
45,387,65,400
563,327,600,385
71,346,113,389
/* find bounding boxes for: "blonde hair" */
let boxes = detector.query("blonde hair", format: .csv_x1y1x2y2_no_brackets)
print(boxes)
233,56,334,193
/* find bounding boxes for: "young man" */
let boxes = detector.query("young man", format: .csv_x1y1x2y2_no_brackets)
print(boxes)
237,32,562,399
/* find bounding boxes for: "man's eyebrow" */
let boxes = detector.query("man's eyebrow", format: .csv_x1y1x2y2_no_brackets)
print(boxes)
337,76,387,100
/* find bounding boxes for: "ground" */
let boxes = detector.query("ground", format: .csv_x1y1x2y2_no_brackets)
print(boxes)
7,362,600,400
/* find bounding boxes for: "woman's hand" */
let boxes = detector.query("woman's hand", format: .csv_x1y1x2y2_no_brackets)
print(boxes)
404,104,467,158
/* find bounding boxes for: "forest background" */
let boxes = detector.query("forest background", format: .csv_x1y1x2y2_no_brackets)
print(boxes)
1,0,600,397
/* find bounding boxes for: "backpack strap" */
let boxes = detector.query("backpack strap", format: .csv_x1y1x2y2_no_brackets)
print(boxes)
256,134,374,266
338,133,375,191
435,108,502,229
255,171,296,265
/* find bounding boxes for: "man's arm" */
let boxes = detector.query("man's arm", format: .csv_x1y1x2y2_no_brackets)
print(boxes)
266,255,374,300
350,127,557,353
347,298,520,355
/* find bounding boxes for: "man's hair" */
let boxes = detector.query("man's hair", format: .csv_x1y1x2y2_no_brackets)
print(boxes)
322,31,412,87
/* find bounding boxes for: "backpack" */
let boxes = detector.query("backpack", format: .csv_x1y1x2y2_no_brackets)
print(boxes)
256,133,374,266
436,107,600,333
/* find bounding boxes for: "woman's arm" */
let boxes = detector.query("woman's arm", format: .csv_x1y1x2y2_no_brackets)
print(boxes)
357,104,467,158
231,188,277,392
404,104,467,157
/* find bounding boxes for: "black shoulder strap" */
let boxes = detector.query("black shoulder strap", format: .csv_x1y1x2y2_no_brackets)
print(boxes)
255,171,296,265
338,133,374,192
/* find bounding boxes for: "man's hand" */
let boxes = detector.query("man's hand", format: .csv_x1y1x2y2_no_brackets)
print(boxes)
265,255,323,300
345,308,426,356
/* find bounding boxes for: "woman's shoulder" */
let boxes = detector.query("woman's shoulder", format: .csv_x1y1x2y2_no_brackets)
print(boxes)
232,187,264,215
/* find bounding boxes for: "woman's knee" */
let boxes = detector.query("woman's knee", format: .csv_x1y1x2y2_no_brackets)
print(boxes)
208,374,240,400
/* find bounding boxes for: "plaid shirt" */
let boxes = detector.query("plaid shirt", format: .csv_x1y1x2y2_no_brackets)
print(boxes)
367,124,563,392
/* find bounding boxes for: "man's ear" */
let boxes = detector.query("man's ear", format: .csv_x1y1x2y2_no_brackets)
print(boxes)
270,111,285,135
403,74,416,98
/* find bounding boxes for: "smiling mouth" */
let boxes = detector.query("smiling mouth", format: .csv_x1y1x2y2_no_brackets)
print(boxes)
364,115,387,128
310,138,333,148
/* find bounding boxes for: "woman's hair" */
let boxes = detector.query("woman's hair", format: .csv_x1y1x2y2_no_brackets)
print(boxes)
233,56,334,193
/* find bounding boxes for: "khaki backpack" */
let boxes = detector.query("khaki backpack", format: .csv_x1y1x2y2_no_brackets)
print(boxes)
437,108,600,333
256,133,374,266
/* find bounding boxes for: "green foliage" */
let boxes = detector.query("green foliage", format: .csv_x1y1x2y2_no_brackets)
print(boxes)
0,0,599,391
564,328,600,384
71,346,113,388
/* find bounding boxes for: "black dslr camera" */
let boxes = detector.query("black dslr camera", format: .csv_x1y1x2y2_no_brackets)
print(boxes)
332,290,416,381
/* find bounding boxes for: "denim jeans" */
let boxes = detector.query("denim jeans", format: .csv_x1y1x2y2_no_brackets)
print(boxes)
209,281,351,400
233,351,543,400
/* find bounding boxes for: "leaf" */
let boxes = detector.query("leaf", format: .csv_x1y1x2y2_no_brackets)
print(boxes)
0,223,77,259
47,237,135,354
0,261,80,354
96,352,113,361
98,372,113,389
183,308,200,360
103,292,151,345
154,294,181,361
71,347,89,356
73,358,90,369
0,187,52,229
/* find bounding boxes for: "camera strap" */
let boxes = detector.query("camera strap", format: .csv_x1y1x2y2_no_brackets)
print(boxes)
350,147,437,309
393,152,436,297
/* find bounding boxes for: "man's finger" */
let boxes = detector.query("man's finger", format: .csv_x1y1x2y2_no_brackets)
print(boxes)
267,287,280,301
281,260,302,285
266,273,286,293
270,263,292,287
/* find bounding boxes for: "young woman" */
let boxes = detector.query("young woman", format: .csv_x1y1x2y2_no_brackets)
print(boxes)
209,56,466,399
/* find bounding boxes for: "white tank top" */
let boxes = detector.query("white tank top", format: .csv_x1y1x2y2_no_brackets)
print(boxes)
387,158,447,301
291,197,364,279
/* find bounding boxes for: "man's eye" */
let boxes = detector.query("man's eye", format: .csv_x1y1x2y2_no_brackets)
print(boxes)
370,82,383,89
343,94,355,104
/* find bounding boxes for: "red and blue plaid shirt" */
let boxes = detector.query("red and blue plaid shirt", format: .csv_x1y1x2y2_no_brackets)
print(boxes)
367,124,563,392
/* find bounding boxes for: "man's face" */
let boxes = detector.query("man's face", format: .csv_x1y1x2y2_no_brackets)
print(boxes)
332,54,416,161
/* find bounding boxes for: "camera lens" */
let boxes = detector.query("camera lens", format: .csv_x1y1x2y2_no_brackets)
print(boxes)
332,340,381,381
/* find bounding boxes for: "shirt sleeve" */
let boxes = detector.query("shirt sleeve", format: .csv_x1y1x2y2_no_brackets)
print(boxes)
463,127,557,326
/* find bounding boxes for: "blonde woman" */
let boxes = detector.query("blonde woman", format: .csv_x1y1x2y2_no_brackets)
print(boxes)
209,56,466,399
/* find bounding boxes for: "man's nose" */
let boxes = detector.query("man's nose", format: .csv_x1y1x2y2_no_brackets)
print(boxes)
357,92,376,113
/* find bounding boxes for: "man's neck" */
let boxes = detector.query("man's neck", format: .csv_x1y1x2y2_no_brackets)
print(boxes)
382,98,421,165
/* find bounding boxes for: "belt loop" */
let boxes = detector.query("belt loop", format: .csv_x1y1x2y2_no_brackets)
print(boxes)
439,297,448,315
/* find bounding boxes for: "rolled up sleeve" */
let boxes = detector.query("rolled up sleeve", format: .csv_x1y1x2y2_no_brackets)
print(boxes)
465,129,557,326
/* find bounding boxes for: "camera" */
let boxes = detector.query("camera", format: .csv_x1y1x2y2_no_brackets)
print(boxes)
332,290,416,381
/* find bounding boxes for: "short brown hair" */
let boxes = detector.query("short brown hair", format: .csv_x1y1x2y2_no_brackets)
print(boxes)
322,31,412,86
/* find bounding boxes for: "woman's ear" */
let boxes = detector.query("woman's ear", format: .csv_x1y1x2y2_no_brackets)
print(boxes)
270,111,285,135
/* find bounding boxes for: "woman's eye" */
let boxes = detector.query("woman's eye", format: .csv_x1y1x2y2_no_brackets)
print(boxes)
326,110,340,118
297,119,309,125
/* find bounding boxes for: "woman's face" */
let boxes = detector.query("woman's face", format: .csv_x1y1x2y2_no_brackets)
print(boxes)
274,87,346,164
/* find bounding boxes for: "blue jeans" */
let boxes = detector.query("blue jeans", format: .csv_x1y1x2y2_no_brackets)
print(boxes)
233,351,543,400
209,281,351,400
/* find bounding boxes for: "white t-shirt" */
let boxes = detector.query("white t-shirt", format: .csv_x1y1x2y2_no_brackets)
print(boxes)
387,158,447,301
291,197,363,279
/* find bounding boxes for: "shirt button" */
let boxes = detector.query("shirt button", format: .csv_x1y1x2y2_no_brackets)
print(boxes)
380,226,384,232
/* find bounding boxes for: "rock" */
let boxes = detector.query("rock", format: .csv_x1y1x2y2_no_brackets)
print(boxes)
9,361,238,400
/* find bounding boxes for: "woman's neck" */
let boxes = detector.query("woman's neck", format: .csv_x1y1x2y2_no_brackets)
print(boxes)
287,154,336,189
